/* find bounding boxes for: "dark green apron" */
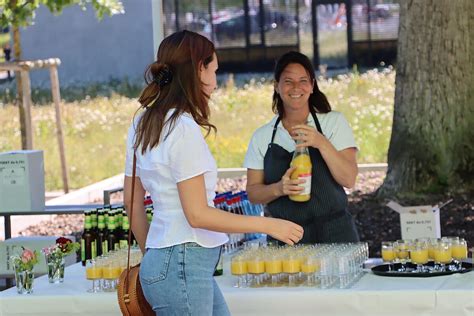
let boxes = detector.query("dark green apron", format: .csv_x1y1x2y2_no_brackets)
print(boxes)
263,110,359,244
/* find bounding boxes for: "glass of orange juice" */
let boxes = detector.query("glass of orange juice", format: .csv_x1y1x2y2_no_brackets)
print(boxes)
434,241,452,272
247,254,265,287
102,260,119,292
395,240,410,272
301,254,319,286
451,238,468,270
85,259,102,293
231,255,248,288
282,252,301,287
428,238,439,262
265,251,282,287
410,241,429,272
381,241,396,271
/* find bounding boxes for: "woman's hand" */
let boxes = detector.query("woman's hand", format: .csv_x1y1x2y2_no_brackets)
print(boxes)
292,124,358,188
292,124,329,150
266,217,304,245
278,166,305,196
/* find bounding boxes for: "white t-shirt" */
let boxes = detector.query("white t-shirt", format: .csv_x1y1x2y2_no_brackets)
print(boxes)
125,110,228,249
244,111,357,170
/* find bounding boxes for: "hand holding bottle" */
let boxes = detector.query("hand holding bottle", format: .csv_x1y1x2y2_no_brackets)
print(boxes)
279,166,305,196
265,217,304,245
289,128,312,202
292,124,327,150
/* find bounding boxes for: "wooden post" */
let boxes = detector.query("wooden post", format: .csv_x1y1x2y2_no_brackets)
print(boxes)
50,65,69,194
20,70,33,149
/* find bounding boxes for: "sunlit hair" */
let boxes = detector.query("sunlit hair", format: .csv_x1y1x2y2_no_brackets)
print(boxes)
272,51,331,117
134,30,216,154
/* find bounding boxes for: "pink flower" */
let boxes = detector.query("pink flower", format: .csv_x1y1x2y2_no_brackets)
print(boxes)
21,249,35,263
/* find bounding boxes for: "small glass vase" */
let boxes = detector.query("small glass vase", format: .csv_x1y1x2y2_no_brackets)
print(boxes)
45,254,65,283
13,263,35,294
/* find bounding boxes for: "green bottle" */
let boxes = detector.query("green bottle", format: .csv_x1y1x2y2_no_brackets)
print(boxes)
97,210,108,256
106,211,119,251
120,213,130,249
81,210,97,266
213,252,223,276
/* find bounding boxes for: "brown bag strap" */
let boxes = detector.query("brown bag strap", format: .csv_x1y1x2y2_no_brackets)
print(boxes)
125,151,137,296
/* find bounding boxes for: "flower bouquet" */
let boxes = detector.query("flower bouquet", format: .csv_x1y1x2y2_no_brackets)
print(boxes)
42,237,80,283
10,247,39,294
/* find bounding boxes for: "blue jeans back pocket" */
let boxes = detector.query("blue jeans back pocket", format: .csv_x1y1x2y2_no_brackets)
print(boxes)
140,247,173,285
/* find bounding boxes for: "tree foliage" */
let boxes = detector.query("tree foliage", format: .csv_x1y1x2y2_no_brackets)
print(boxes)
0,0,124,28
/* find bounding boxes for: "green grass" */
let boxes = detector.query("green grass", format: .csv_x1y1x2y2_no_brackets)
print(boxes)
0,69,395,191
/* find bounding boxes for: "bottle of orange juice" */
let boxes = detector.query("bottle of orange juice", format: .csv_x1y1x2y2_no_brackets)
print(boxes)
289,136,312,202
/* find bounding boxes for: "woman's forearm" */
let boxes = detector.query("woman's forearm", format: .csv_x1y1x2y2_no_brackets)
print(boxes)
246,181,283,204
319,142,358,188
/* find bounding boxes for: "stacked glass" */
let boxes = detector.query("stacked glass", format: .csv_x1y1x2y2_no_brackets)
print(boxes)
230,242,368,289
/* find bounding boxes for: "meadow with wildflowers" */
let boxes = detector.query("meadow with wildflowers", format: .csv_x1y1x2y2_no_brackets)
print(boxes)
0,68,395,191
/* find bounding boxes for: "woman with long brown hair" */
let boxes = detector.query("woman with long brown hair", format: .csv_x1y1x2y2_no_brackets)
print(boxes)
123,31,303,315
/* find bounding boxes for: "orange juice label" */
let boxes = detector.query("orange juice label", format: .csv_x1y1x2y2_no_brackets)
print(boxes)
297,173,312,195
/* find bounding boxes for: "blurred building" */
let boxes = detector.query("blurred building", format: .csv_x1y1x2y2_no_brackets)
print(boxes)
18,0,157,86
17,0,398,85
166,0,399,72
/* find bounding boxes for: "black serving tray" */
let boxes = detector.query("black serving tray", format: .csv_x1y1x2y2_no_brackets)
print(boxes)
371,261,473,277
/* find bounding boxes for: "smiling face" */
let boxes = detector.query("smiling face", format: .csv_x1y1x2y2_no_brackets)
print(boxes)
200,53,219,97
274,63,314,114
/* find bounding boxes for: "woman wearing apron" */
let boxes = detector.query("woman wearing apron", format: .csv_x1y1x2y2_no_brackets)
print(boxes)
244,51,359,244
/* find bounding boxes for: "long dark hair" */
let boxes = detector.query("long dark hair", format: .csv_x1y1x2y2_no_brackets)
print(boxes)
272,51,331,116
134,30,216,154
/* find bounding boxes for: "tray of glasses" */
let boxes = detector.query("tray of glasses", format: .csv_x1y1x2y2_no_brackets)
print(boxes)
371,261,473,277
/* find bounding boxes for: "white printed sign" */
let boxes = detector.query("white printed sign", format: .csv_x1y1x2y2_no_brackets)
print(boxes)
1,167,26,186
387,201,441,240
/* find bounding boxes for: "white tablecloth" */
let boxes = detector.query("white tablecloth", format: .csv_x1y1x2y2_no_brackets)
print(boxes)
1,262,473,316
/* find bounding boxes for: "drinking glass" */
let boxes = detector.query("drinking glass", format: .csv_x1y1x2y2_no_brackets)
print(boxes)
428,238,439,262
451,238,467,270
381,241,396,271
395,240,410,271
410,241,429,272
102,260,118,292
231,255,248,288
301,254,319,286
247,254,265,287
434,241,452,272
85,259,102,293
264,251,282,287
282,252,300,287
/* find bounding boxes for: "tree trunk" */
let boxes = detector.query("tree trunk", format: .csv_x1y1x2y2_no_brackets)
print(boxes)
11,3,27,149
379,0,474,196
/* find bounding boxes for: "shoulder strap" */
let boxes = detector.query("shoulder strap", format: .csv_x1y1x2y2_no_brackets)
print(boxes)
309,108,323,135
125,151,137,295
270,117,281,144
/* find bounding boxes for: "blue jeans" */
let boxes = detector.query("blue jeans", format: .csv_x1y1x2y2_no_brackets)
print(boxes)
140,243,231,316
